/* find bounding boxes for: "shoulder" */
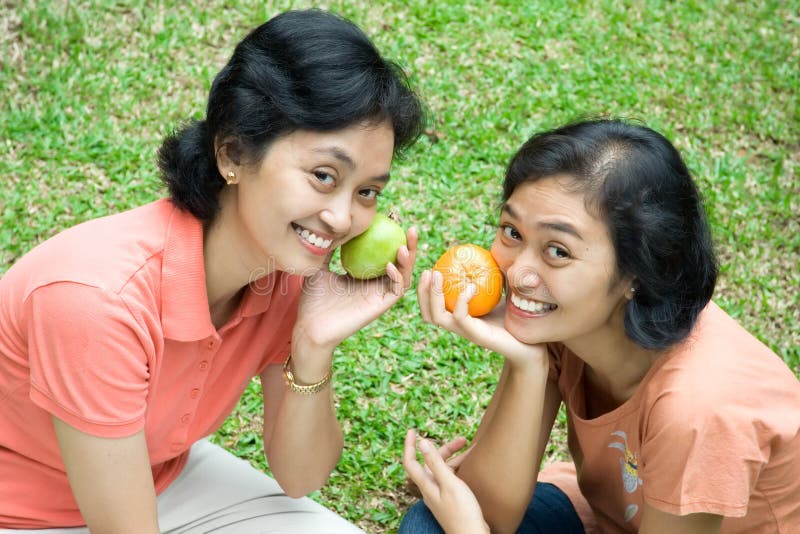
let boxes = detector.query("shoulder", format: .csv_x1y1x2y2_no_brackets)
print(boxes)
641,302,800,435
2,199,179,298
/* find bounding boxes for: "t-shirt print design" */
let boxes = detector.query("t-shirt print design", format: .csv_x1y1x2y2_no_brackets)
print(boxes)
608,430,643,523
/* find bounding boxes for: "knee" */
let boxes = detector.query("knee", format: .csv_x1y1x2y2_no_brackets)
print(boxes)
399,500,445,534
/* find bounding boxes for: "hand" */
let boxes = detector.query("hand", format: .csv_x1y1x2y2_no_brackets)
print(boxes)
403,429,489,534
405,434,469,498
292,227,418,357
417,269,546,370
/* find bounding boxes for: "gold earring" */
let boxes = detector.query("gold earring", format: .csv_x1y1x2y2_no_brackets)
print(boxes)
225,170,237,185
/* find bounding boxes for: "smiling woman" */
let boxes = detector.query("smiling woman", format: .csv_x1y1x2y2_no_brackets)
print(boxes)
405,119,800,534
0,8,423,533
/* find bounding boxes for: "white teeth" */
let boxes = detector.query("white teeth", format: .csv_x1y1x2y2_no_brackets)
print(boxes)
294,226,332,250
510,293,556,314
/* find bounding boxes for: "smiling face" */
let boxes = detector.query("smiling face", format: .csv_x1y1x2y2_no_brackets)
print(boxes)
217,120,395,276
491,176,634,348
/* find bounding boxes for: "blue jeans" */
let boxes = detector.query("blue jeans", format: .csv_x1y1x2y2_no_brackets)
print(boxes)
398,482,585,534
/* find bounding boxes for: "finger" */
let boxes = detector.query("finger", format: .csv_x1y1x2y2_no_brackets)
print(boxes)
417,270,433,323
405,226,419,256
402,428,418,466
385,261,405,297
451,283,477,326
395,227,418,268
403,430,437,497
428,270,450,325
393,246,416,293
419,438,456,481
438,436,468,460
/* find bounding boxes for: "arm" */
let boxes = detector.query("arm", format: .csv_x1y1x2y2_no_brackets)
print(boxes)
260,349,342,498
456,360,561,533
640,502,722,533
417,270,560,533
262,228,418,497
53,418,159,534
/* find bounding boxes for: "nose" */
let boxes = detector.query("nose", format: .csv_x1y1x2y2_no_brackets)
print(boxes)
319,193,353,236
506,254,542,291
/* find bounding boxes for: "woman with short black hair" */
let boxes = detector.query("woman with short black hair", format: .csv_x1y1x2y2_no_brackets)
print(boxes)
402,119,800,534
0,9,423,532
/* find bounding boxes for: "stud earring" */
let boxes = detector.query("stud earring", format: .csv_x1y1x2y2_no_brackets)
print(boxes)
225,171,238,185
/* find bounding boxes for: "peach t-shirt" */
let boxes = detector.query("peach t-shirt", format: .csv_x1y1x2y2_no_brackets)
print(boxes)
547,302,800,532
0,199,303,528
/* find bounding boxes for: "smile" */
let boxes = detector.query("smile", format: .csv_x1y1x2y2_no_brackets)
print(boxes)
510,293,557,314
293,224,333,250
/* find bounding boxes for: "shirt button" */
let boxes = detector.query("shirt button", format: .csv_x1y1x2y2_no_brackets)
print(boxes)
180,414,190,424
190,388,200,399
207,340,216,349
198,361,209,371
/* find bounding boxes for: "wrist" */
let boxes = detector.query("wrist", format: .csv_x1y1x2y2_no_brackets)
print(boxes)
287,337,335,384
283,354,332,394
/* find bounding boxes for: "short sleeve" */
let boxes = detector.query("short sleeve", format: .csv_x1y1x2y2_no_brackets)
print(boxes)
639,388,761,517
25,282,153,438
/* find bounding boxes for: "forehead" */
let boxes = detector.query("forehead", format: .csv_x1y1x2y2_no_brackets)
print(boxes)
262,120,395,173
504,177,610,240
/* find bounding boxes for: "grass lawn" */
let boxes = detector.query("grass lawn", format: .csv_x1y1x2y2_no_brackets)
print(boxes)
2,1,798,532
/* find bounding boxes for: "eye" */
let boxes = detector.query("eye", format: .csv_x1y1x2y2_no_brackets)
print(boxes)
314,171,335,188
501,224,522,241
546,245,569,260
359,187,382,200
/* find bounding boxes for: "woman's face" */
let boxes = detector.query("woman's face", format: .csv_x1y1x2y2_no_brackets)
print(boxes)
222,120,395,276
490,176,633,346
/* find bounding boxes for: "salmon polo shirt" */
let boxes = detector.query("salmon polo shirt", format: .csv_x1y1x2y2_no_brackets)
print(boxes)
0,198,303,528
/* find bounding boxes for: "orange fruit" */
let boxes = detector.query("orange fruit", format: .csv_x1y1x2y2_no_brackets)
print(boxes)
432,244,503,317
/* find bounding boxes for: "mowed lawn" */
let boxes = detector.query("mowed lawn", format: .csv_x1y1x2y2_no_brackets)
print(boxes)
1,1,797,532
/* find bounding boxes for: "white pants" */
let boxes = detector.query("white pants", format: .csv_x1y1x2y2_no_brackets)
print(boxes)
2,440,364,533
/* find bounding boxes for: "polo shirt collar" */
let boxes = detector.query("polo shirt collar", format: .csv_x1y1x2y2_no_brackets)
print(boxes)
160,202,280,341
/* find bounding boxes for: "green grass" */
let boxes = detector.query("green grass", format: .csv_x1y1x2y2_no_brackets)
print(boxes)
2,1,798,532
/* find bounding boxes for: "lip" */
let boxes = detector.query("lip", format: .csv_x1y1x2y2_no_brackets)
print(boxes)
292,223,335,257
507,291,557,318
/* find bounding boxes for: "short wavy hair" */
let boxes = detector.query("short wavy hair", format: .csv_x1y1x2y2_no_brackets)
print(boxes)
503,119,717,350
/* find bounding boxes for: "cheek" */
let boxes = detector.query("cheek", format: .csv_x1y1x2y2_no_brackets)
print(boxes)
490,240,512,274
350,205,376,237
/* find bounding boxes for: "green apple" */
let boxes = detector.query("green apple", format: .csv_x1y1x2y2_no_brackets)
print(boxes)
341,213,407,279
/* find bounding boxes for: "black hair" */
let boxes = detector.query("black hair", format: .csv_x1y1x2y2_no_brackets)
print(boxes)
158,9,425,221
503,119,717,350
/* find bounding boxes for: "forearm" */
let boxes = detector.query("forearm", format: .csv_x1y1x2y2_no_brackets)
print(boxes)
457,361,549,533
264,348,343,497
53,420,160,534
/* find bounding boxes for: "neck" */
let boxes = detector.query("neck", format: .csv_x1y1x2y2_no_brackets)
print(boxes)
564,308,660,404
203,192,273,326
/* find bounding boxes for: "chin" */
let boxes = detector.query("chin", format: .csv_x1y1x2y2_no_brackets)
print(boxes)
503,317,542,345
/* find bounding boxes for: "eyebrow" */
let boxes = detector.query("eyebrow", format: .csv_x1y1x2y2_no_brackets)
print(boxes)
501,203,584,240
313,146,391,183
314,146,356,169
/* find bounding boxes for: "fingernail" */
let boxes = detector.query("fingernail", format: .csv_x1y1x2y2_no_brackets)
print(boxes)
418,439,433,453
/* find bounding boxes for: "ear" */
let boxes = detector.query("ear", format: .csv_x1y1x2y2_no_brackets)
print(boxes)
214,136,242,178
624,278,638,300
